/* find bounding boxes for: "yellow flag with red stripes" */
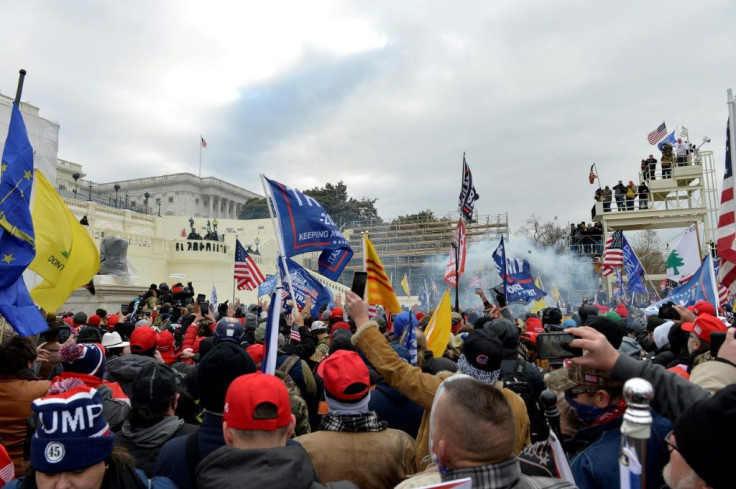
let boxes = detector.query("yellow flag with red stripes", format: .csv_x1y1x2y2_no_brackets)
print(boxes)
363,235,401,314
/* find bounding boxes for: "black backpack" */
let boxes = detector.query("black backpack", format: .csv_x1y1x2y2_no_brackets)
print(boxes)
500,358,549,443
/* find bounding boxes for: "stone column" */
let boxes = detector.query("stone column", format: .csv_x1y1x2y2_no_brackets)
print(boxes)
208,195,214,218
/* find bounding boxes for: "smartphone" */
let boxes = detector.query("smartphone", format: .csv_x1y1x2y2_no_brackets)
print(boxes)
200,301,209,316
658,301,680,320
197,293,206,304
710,331,728,357
351,271,368,298
537,333,583,360
121,303,129,314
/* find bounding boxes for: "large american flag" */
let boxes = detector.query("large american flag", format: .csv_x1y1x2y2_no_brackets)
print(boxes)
602,230,624,276
647,122,667,145
717,118,736,294
234,239,266,291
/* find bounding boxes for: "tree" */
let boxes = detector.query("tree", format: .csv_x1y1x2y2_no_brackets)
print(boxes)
515,215,567,254
665,250,685,275
238,197,270,219
630,230,666,275
392,209,438,224
237,181,380,225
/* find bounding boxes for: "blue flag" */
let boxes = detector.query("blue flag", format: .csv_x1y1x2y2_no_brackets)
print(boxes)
493,239,547,304
0,103,46,336
622,235,647,295
657,130,677,151
644,254,719,314
418,283,430,311
264,176,353,281
257,274,278,297
278,257,334,317
403,322,418,366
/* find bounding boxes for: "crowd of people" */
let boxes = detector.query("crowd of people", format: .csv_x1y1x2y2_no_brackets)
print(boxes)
0,280,734,489
594,180,650,213
568,222,603,255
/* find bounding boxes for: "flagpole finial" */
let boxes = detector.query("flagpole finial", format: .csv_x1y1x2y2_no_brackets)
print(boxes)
14,69,27,106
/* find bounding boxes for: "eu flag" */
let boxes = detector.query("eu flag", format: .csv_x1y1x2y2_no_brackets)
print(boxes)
263,176,353,281
0,103,46,335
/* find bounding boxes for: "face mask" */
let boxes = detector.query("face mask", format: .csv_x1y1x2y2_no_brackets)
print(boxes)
565,392,616,424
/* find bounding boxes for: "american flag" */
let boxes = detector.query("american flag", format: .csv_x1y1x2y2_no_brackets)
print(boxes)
647,122,667,145
201,136,207,148
714,259,731,305
601,230,624,276
468,275,481,288
289,324,301,343
234,239,266,291
717,118,736,294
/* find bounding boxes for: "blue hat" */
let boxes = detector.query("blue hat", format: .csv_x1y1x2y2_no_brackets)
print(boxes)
562,319,577,329
31,386,114,473
59,343,106,378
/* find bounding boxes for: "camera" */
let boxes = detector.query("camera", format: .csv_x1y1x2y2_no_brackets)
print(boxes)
536,333,583,360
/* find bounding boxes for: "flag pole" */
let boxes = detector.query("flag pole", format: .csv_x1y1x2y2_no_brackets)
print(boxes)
454,237,460,312
260,175,298,316
14,69,26,106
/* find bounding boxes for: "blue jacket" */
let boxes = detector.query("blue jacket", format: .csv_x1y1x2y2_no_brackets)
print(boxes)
368,380,423,439
569,411,671,489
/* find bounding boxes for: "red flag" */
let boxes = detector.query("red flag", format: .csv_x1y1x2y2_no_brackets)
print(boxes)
588,164,596,185
201,136,207,148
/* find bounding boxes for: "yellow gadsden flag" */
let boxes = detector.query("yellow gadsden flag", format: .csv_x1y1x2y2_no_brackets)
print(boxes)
425,289,452,358
29,170,100,312
363,235,401,314
400,273,411,297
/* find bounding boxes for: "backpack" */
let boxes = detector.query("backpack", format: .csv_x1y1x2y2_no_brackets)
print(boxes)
275,355,311,436
500,358,549,443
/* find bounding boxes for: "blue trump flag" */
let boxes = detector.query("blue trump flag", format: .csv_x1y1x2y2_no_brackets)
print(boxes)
0,103,46,336
403,321,418,366
257,274,278,297
644,254,719,315
493,239,547,304
622,234,647,295
278,257,333,317
263,176,353,281
657,130,677,151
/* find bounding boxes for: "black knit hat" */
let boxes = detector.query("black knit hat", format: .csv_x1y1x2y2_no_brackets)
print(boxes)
196,342,256,412
584,316,623,349
674,383,736,489
461,329,503,372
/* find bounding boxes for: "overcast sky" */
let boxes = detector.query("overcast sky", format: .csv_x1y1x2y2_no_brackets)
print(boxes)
1,0,734,235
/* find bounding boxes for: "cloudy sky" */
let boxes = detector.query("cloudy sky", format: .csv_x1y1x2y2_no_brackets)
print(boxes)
1,0,734,232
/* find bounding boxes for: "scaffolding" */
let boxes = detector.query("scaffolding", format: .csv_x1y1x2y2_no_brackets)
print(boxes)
332,212,509,291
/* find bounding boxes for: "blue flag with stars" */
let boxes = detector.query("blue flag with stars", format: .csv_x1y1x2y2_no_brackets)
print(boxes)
644,254,719,315
264,176,353,281
0,103,46,336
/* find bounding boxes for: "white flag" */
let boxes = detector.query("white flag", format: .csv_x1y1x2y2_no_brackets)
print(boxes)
666,224,701,283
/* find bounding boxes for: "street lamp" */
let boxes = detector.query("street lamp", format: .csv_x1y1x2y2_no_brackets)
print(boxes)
87,181,93,201
144,192,150,214
156,198,161,217
72,172,80,199
124,190,129,209
113,184,121,208
254,237,260,255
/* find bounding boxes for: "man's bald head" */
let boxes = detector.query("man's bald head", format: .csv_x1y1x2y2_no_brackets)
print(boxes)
430,375,515,468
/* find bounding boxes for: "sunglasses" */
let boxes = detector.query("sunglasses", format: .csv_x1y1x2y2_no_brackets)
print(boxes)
664,431,678,453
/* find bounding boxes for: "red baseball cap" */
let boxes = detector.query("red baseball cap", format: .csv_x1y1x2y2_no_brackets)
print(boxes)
330,307,344,320
525,317,543,334
317,350,369,402
693,301,716,317
156,331,177,364
87,315,101,327
130,326,158,354
520,331,538,345
223,373,291,431
246,344,264,366
681,313,726,343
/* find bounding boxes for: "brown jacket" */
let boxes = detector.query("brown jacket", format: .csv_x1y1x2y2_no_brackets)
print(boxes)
0,373,51,476
296,428,417,489
351,322,531,469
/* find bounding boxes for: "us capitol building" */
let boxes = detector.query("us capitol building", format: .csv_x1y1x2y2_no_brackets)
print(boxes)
1,93,347,314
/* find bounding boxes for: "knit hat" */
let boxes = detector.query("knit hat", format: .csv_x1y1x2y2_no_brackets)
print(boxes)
77,326,103,344
254,324,266,343
101,332,129,350
131,363,177,407
30,386,114,473
59,343,106,378
156,331,177,364
317,350,370,403
328,328,356,355
459,329,503,384
681,313,726,343
310,320,327,333
585,316,623,349
692,300,716,316
197,342,256,412
673,383,736,489
223,373,291,431
392,312,415,339
244,313,258,330
130,326,158,354
72,312,87,326
214,318,245,344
